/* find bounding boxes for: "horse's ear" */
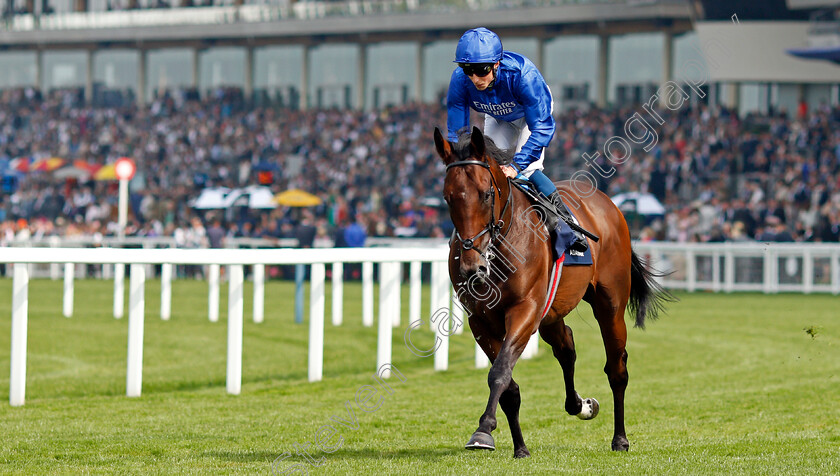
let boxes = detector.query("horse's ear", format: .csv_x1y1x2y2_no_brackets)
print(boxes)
470,126,486,161
434,127,454,164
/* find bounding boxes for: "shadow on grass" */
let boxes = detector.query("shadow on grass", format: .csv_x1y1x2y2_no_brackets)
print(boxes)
313,447,462,460
202,450,282,462
205,447,462,463
139,371,311,395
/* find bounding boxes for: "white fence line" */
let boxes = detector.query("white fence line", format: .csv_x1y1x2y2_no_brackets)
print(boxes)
63,263,74,318
361,261,374,327
376,262,398,380
253,264,265,324
9,265,28,407
126,264,145,398
227,265,245,394
1,246,457,406
113,263,125,319
2,242,839,407
331,262,343,326
160,263,172,321
632,242,840,294
308,263,326,383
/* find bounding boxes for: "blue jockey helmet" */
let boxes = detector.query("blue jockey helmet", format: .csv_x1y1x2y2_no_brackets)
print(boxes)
454,27,503,64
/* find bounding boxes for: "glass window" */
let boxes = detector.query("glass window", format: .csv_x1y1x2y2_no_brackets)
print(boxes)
367,42,415,109
423,41,457,104
609,32,664,104
148,48,195,99
254,45,303,107
0,52,37,89
44,50,86,90
544,35,599,109
94,50,138,90
310,44,357,109
199,47,246,94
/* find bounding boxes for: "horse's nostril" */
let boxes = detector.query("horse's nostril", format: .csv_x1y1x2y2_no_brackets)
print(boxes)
460,264,485,279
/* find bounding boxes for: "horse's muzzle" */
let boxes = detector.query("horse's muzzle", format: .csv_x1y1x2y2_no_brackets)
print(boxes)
460,260,489,283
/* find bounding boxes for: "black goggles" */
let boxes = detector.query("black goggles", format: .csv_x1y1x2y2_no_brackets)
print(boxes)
459,63,494,77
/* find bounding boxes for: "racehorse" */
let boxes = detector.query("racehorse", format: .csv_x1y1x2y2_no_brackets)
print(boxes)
434,126,672,457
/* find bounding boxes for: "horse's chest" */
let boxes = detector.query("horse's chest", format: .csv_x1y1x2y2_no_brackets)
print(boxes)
453,279,514,318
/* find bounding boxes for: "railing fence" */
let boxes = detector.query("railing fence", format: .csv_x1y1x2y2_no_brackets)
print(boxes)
3,242,839,407
3,246,508,407
633,242,840,294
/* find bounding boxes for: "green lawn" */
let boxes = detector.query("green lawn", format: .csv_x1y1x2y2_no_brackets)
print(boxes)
0,278,838,475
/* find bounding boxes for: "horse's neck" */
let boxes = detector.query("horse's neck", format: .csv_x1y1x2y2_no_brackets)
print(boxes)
505,178,532,213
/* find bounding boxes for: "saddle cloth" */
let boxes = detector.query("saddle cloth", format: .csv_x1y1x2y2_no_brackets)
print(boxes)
552,208,593,266
541,209,593,319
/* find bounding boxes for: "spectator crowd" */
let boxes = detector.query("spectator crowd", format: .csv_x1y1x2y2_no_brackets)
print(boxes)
1,85,839,248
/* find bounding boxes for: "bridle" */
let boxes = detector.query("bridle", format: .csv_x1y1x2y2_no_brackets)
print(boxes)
445,159,513,253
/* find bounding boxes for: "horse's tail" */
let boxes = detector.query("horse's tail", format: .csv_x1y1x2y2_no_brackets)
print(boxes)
628,250,677,329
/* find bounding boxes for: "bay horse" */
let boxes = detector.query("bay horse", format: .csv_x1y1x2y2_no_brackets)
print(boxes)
434,126,671,457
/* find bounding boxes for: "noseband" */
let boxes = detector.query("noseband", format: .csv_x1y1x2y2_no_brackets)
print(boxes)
445,160,512,253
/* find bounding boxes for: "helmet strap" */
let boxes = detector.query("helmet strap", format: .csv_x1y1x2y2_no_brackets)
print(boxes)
487,62,499,89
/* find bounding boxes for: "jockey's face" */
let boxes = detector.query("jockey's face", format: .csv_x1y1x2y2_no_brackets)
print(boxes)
465,62,498,91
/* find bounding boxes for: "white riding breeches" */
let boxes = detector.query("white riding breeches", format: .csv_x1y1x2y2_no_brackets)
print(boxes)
483,115,543,178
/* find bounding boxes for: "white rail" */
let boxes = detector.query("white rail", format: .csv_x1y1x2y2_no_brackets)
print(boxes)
633,242,840,295
3,242,838,406
0,246,466,407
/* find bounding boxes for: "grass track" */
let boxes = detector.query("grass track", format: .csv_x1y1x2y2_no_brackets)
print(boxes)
0,278,838,475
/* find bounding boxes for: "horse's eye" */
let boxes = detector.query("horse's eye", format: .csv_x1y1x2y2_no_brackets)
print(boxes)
484,190,493,203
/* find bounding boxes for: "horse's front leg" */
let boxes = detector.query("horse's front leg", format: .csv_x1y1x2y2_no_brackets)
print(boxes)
467,315,529,457
466,304,537,455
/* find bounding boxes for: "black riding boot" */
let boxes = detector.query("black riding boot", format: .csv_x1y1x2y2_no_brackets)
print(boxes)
546,191,589,253
537,194,560,232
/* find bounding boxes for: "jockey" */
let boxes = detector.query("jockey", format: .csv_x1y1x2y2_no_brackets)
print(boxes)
446,27,588,253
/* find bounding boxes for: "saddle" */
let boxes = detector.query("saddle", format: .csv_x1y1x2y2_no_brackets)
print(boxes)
509,178,593,265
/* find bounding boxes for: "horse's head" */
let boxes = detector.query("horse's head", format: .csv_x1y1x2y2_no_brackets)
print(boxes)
434,126,509,280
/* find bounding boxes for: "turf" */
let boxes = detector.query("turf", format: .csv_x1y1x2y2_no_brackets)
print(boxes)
0,277,838,475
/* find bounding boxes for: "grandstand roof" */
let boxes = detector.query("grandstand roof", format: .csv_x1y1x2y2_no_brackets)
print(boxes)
0,1,692,50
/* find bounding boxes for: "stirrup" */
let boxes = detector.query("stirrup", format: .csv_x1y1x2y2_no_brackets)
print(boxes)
569,235,589,253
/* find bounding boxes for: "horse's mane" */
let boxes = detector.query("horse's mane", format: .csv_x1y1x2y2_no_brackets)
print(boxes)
452,128,514,166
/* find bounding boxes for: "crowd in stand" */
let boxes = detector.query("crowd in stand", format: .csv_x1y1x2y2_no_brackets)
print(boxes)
0,85,839,248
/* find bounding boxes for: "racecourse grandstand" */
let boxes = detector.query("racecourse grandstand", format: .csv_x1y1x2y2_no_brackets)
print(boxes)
0,0,838,247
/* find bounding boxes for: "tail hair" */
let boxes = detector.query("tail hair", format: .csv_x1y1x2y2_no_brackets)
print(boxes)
628,251,678,329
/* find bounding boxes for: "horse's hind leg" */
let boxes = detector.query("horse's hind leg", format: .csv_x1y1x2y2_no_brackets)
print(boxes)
539,320,591,418
591,295,630,451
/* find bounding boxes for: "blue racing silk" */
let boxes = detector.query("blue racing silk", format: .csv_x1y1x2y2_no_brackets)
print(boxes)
446,51,555,170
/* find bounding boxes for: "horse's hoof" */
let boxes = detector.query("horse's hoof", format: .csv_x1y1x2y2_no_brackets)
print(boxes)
513,447,531,458
465,431,495,451
611,435,630,451
576,396,600,420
